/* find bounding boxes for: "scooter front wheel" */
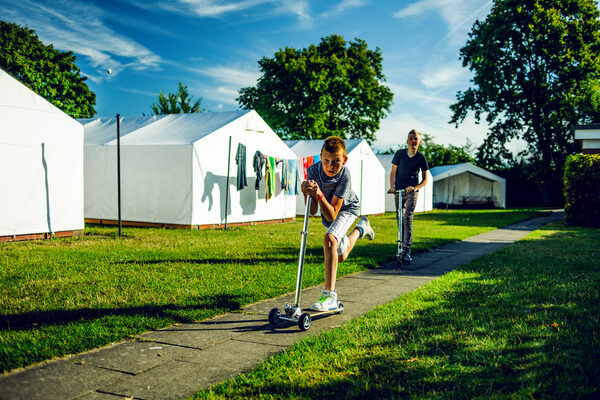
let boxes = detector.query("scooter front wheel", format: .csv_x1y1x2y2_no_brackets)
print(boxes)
298,313,312,331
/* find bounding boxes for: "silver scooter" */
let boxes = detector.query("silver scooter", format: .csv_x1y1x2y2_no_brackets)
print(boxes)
268,197,344,331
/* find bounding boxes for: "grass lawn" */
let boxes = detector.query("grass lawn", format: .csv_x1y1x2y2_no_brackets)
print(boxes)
0,209,544,373
194,221,600,399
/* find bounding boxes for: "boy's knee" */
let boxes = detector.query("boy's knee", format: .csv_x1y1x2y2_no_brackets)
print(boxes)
323,233,337,248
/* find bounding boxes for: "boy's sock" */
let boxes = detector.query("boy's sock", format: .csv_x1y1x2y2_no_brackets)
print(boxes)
355,216,375,240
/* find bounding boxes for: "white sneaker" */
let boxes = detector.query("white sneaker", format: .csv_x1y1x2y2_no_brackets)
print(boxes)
356,216,374,240
310,289,338,311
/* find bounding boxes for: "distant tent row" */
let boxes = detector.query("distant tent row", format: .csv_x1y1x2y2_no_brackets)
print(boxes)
82,110,298,228
1,68,508,241
430,163,506,208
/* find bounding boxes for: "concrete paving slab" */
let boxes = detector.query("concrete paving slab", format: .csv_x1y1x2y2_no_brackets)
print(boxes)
0,361,126,400
99,339,284,400
138,312,269,349
74,340,198,375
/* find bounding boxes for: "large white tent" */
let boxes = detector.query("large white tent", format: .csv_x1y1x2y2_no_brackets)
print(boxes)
376,154,433,213
286,139,385,216
0,68,84,241
430,163,506,208
82,110,298,228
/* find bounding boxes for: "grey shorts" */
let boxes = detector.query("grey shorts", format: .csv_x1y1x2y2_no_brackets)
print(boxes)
325,211,357,255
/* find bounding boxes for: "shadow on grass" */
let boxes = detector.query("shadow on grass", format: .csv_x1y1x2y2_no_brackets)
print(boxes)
0,294,245,332
413,209,547,229
203,226,599,399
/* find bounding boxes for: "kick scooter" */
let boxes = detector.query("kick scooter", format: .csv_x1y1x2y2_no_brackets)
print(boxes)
268,197,344,331
392,189,407,270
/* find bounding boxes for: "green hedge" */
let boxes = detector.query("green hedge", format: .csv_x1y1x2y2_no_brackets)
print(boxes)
564,153,600,227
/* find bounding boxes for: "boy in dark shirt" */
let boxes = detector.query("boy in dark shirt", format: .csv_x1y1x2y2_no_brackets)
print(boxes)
301,136,374,311
387,129,429,264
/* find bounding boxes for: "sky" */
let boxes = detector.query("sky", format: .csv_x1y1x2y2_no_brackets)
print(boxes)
0,0,496,152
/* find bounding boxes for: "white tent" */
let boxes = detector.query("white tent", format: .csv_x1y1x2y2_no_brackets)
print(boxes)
286,139,385,216
376,154,433,213
0,68,84,241
430,163,506,208
82,110,298,228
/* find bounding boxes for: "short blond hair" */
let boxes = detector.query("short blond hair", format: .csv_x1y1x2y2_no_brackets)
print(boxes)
408,129,422,140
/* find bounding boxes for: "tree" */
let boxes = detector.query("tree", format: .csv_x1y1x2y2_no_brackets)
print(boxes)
0,20,96,118
237,35,393,144
381,134,474,168
419,134,474,168
450,0,600,204
151,82,206,115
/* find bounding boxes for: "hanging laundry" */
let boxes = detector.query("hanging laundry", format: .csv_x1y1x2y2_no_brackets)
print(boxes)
235,143,247,191
281,159,288,190
253,150,265,190
285,159,299,195
313,154,320,164
265,156,276,200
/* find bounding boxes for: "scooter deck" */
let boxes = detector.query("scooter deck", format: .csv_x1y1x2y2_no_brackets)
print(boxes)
300,307,343,317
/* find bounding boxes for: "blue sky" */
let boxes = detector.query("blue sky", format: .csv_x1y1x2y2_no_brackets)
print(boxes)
1,0,496,152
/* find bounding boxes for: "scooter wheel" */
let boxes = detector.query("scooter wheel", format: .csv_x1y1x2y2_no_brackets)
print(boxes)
396,257,403,270
337,302,344,314
268,308,281,326
298,313,312,331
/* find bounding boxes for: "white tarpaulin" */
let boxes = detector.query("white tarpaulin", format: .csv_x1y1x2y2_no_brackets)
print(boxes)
82,110,298,227
286,139,385,216
430,163,506,208
0,68,84,238
376,154,433,213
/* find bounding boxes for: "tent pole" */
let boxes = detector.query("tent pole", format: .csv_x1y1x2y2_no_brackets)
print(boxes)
117,114,122,237
224,136,232,230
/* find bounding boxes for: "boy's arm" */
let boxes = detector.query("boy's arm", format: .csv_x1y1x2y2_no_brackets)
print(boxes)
388,164,397,193
414,170,428,191
301,180,320,215
316,193,343,222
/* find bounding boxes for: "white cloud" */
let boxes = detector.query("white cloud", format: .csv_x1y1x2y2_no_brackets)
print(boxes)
0,0,161,78
321,0,369,18
421,65,468,89
395,0,492,46
194,66,260,87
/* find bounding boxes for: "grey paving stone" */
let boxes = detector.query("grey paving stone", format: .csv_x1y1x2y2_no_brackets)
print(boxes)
137,312,269,349
0,360,126,400
74,340,198,375
99,340,284,400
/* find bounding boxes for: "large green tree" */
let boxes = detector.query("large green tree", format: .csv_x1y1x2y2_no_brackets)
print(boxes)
237,35,393,144
450,0,600,204
420,134,474,168
0,20,96,118
150,82,206,115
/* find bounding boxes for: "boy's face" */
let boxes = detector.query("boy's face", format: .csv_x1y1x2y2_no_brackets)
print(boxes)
321,148,348,178
407,133,421,149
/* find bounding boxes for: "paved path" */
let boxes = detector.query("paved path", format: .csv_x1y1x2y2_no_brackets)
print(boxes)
0,211,563,400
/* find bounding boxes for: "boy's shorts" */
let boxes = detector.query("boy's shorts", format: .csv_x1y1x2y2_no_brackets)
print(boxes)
325,211,357,255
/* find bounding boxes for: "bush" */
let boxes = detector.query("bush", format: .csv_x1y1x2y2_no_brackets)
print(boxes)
564,154,600,227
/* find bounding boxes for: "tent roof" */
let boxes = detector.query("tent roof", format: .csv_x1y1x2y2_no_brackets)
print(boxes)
82,111,253,146
430,162,505,183
80,115,167,145
285,139,365,158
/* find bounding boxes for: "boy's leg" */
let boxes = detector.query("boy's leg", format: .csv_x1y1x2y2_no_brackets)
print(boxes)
339,215,374,262
402,191,418,257
311,213,355,311
323,233,338,292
